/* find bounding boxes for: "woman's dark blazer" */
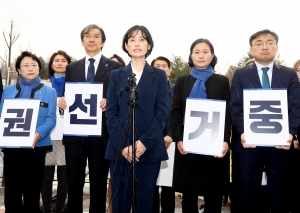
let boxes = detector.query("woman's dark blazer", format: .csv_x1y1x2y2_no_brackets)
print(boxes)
171,73,231,194
105,63,169,163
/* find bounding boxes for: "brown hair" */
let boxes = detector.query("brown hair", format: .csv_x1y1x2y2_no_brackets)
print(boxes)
47,50,72,79
110,54,126,67
293,59,300,71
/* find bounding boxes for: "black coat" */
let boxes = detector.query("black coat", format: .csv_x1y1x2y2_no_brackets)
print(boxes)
171,73,231,194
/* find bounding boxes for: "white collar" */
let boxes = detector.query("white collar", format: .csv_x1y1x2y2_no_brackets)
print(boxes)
85,52,102,64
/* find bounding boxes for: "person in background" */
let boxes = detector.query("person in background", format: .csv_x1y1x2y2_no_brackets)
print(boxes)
41,50,72,213
244,59,255,67
0,51,57,212
151,56,175,213
285,59,300,213
110,54,126,67
105,25,169,213
293,59,300,81
171,38,230,213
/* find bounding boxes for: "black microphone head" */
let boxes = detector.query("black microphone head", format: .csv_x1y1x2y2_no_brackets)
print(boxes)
119,86,124,96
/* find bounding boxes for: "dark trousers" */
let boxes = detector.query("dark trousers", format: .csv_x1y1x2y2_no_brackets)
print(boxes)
231,150,242,213
231,151,270,213
110,161,161,213
41,165,68,213
239,147,288,213
181,191,222,213
153,186,175,213
64,139,109,213
285,150,300,213
3,148,46,213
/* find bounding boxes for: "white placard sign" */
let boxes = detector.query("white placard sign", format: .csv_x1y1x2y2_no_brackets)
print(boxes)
64,83,103,137
0,99,40,148
156,142,175,187
183,98,226,156
50,98,64,140
243,89,289,146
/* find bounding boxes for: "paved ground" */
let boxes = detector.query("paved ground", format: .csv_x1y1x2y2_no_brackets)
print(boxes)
0,157,231,212
0,186,231,212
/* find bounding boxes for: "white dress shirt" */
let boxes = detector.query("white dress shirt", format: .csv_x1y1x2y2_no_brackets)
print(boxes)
85,53,102,80
131,63,143,85
255,61,274,87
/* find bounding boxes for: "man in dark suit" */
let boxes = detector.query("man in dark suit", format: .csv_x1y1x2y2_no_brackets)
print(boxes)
151,56,175,213
58,24,122,213
230,29,300,212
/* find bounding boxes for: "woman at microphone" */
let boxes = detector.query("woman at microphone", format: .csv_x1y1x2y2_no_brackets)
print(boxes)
105,25,169,213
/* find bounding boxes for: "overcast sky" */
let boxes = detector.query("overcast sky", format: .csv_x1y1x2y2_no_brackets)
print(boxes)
0,0,299,74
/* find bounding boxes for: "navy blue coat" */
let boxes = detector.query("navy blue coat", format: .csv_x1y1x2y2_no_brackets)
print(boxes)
230,63,300,154
105,63,169,163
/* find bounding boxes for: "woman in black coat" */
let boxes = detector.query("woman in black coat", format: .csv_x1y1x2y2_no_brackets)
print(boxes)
171,38,231,213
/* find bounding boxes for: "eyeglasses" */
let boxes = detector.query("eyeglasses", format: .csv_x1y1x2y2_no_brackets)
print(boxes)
21,64,39,69
253,41,276,48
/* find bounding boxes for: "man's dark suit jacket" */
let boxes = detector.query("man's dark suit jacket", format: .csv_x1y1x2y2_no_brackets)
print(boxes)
62,55,122,144
230,63,300,154
105,63,169,163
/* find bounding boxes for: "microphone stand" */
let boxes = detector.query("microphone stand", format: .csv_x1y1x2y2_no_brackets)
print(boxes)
128,73,138,213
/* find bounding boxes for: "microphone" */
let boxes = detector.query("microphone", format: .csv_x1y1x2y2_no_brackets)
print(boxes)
119,85,124,97
59,108,64,115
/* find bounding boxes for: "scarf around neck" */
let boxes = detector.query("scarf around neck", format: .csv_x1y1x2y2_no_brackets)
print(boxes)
19,76,41,98
189,65,213,99
50,74,65,97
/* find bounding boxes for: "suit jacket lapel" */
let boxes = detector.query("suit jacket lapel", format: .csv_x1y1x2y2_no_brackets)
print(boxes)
248,64,262,88
94,55,108,82
77,58,86,82
271,64,282,88
137,63,154,99
121,64,132,88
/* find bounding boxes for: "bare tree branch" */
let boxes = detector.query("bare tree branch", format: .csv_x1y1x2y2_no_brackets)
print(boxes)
3,32,9,47
0,56,5,63
2,21,20,68
11,34,20,45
